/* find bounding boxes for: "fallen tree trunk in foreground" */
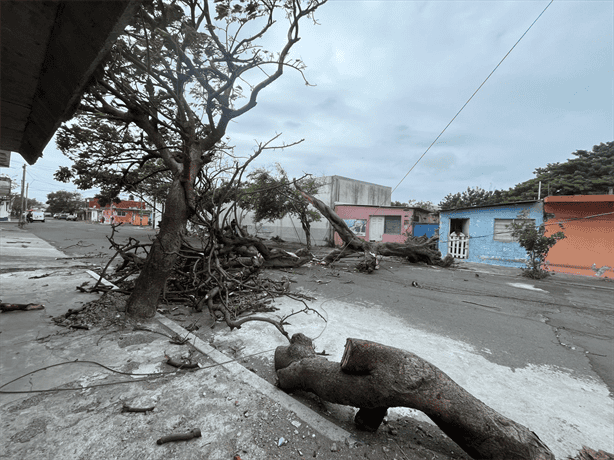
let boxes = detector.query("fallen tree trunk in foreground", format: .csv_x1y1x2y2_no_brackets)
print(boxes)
275,334,555,460
295,185,453,271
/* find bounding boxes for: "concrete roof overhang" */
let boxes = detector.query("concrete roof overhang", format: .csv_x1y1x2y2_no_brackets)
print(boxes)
1,0,140,165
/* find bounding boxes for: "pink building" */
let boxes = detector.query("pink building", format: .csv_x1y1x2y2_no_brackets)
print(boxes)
333,205,438,245
87,198,150,226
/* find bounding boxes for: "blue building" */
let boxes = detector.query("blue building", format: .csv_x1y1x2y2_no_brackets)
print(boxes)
438,201,544,268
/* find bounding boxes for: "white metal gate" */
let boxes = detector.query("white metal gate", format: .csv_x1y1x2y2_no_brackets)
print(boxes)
448,232,468,259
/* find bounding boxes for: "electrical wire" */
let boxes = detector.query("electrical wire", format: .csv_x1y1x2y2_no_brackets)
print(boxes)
438,210,614,244
0,348,275,395
371,0,555,214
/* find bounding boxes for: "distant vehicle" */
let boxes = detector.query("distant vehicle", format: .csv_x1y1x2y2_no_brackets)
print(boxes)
58,213,68,219
31,211,45,222
44,212,52,217
66,214,78,221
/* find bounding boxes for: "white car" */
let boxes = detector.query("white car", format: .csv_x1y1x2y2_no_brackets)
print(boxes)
66,214,78,221
31,211,45,222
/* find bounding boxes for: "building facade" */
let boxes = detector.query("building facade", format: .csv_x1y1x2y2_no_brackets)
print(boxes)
87,199,150,226
241,176,392,246
438,201,544,268
333,205,438,245
543,195,614,278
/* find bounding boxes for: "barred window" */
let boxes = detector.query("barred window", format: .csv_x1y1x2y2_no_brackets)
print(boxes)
384,216,402,234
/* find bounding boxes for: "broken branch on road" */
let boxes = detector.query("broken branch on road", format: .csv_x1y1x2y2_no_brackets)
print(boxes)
275,334,556,460
0,302,45,312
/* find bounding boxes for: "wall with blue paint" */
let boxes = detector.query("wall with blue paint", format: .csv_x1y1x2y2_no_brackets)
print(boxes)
414,223,439,238
438,202,544,268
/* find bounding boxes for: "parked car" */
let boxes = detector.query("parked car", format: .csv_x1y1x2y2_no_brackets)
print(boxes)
30,211,45,222
66,214,78,221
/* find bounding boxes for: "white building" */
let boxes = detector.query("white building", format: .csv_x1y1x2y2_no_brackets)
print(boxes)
240,176,391,246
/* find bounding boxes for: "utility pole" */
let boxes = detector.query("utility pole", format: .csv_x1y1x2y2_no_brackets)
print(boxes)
18,164,26,227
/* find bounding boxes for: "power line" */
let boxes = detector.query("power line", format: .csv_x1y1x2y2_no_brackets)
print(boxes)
438,210,614,244
389,0,555,199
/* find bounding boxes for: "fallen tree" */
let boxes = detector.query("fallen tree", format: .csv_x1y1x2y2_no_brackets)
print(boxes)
296,186,454,272
275,334,555,460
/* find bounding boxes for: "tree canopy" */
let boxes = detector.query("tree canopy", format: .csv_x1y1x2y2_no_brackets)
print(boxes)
241,165,322,248
439,142,614,209
438,187,507,210
506,141,613,200
46,191,83,214
54,0,327,318
10,197,45,216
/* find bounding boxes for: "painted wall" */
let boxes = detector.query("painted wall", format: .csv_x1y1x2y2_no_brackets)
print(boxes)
241,176,392,246
414,223,439,238
544,195,614,279
438,202,544,268
0,200,10,221
333,205,413,245
89,199,150,226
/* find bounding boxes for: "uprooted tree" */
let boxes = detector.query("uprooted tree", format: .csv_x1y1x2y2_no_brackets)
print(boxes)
55,0,327,319
296,186,454,272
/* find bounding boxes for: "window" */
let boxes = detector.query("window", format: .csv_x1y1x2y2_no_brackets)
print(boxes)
384,215,401,234
116,210,127,217
494,218,534,242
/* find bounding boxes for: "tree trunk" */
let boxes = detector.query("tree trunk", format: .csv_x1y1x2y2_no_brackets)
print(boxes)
275,334,555,460
295,186,452,269
126,178,189,317
301,218,312,250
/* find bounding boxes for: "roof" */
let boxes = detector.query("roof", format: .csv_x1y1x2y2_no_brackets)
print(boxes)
334,203,437,213
440,200,540,213
89,199,146,209
544,195,614,203
1,1,139,165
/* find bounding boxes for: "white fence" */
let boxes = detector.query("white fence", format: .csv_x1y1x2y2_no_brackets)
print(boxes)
448,232,468,259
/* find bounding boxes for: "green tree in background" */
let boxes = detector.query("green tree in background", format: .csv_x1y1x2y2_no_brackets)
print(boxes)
46,191,83,214
439,187,507,210
438,142,613,209
242,166,322,249
506,142,613,200
10,197,45,217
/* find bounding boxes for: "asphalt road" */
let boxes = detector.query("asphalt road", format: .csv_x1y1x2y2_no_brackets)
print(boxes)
24,218,158,260
291,259,614,395
22,219,614,394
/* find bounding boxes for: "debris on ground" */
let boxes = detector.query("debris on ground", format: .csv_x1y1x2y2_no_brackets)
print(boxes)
0,302,45,312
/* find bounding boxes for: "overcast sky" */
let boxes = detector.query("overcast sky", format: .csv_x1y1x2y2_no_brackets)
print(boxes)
5,0,613,206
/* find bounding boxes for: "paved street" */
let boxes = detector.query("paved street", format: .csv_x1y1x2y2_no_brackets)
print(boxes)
2,220,613,458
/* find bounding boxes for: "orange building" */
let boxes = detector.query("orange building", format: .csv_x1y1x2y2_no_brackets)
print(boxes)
544,195,614,279
88,199,150,226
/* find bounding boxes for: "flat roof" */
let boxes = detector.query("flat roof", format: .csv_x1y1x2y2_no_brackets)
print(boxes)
545,195,614,203
440,200,539,212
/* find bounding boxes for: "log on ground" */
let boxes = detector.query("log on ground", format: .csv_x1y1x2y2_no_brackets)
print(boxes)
275,334,554,460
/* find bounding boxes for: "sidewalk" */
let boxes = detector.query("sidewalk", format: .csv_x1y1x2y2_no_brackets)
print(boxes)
0,226,451,460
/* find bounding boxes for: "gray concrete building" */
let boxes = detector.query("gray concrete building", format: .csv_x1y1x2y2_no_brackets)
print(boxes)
240,176,391,246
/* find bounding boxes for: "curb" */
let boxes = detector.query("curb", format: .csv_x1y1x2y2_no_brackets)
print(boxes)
156,314,352,444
